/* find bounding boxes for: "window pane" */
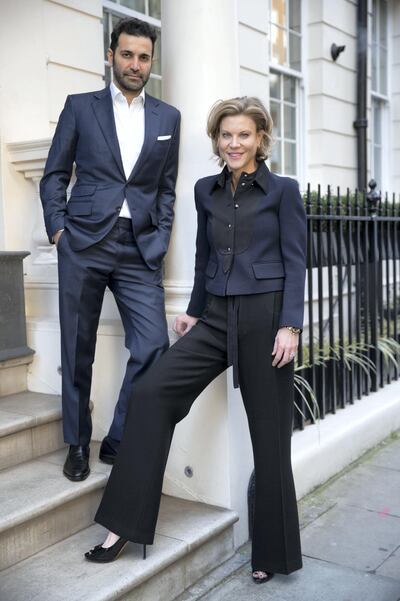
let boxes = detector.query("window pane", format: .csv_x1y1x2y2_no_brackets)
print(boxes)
149,0,161,19
271,24,287,65
380,0,387,46
146,77,161,98
372,0,378,43
284,142,296,175
104,65,112,86
103,12,110,58
373,101,381,143
284,105,296,139
371,43,378,91
283,75,296,102
271,0,286,27
119,0,146,11
271,140,282,173
151,27,162,75
374,144,382,186
289,0,301,32
270,72,281,99
379,47,387,94
289,32,301,71
270,101,281,137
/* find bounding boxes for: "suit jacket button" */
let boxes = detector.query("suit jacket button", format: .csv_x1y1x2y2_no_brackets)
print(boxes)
116,206,121,211
234,203,239,209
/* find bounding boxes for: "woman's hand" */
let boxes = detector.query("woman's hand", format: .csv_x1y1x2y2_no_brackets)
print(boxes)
272,327,299,368
173,313,199,337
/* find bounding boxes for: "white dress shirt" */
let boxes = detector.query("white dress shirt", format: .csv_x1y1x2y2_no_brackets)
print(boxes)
110,81,145,219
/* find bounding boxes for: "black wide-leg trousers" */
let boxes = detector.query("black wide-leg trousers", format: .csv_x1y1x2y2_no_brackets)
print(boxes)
95,291,302,575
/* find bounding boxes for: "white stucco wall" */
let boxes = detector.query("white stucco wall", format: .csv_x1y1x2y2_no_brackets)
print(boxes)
391,0,400,192
1,0,399,552
307,0,358,189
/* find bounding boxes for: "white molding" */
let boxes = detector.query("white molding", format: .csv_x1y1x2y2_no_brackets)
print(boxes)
7,139,51,178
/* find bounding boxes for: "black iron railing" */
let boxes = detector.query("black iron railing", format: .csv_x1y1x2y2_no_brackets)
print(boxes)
294,180,400,430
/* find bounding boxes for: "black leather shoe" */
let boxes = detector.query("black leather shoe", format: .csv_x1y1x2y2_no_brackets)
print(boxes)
63,445,90,481
99,435,120,465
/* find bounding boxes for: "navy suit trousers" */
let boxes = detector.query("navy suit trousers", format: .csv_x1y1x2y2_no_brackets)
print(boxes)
57,218,169,446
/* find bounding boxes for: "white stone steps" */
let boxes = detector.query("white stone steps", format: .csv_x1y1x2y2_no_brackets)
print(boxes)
0,496,238,601
0,445,111,570
0,355,34,397
0,391,65,471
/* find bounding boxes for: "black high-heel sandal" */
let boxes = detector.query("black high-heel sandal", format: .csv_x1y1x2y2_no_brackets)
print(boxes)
252,570,274,584
85,538,148,563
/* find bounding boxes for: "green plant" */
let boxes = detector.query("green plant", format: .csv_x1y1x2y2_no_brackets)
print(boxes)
292,336,396,424
378,336,400,369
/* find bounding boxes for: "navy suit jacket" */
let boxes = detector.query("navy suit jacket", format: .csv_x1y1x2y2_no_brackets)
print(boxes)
187,163,307,330
40,86,180,270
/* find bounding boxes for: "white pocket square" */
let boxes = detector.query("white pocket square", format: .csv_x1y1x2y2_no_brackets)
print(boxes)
157,135,172,141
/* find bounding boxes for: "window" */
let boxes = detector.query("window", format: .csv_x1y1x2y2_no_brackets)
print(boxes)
372,0,387,95
371,98,384,186
103,0,162,98
270,0,301,71
269,0,302,177
370,0,388,188
270,73,297,176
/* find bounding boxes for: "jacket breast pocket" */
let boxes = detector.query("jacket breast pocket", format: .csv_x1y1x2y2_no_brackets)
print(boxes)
252,261,285,279
206,260,218,278
67,201,92,216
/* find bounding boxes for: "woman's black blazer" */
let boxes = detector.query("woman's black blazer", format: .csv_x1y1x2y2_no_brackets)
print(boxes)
187,162,307,330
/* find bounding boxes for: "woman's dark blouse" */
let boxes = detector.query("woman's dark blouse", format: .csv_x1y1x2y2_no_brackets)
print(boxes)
187,161,307,330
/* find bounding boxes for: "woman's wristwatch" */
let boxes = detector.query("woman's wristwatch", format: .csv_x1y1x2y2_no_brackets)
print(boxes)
284,326,301,335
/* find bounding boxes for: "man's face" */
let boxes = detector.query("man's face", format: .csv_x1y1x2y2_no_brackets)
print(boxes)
108,33,153,95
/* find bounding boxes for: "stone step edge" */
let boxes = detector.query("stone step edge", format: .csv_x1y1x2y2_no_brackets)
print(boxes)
0,458,108,535
0,392,62,439
0,512,238,601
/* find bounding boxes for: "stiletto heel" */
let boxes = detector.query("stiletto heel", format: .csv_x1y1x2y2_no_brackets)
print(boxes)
85,538,128,563
143,544,147,559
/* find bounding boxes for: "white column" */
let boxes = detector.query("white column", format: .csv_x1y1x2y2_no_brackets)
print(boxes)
160,1,254,548
161,0,240,313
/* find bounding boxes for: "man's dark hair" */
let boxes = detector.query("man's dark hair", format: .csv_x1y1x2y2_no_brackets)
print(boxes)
110,17,157,55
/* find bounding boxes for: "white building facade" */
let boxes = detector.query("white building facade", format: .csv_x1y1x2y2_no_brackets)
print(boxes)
0,0,399,548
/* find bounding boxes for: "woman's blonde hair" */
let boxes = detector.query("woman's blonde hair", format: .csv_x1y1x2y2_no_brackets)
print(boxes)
207,96,273,166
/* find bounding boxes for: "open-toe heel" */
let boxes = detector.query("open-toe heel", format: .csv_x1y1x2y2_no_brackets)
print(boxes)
85,538,128,563
252,570,274,584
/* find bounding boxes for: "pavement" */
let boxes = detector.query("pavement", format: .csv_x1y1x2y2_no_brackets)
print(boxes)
175,431,400,601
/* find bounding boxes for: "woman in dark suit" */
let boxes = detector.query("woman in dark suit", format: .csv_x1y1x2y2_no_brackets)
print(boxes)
85,96,307,584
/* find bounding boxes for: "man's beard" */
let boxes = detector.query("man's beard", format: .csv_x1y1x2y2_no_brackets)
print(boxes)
113,60,150,93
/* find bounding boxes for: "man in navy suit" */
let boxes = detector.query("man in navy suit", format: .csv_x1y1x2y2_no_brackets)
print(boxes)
40,17,180,481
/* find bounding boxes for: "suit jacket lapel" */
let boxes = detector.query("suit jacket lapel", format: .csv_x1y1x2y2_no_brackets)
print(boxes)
127,93,160,183
92,87,125,179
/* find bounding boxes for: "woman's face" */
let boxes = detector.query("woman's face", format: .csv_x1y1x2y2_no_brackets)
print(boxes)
217,114,263,175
